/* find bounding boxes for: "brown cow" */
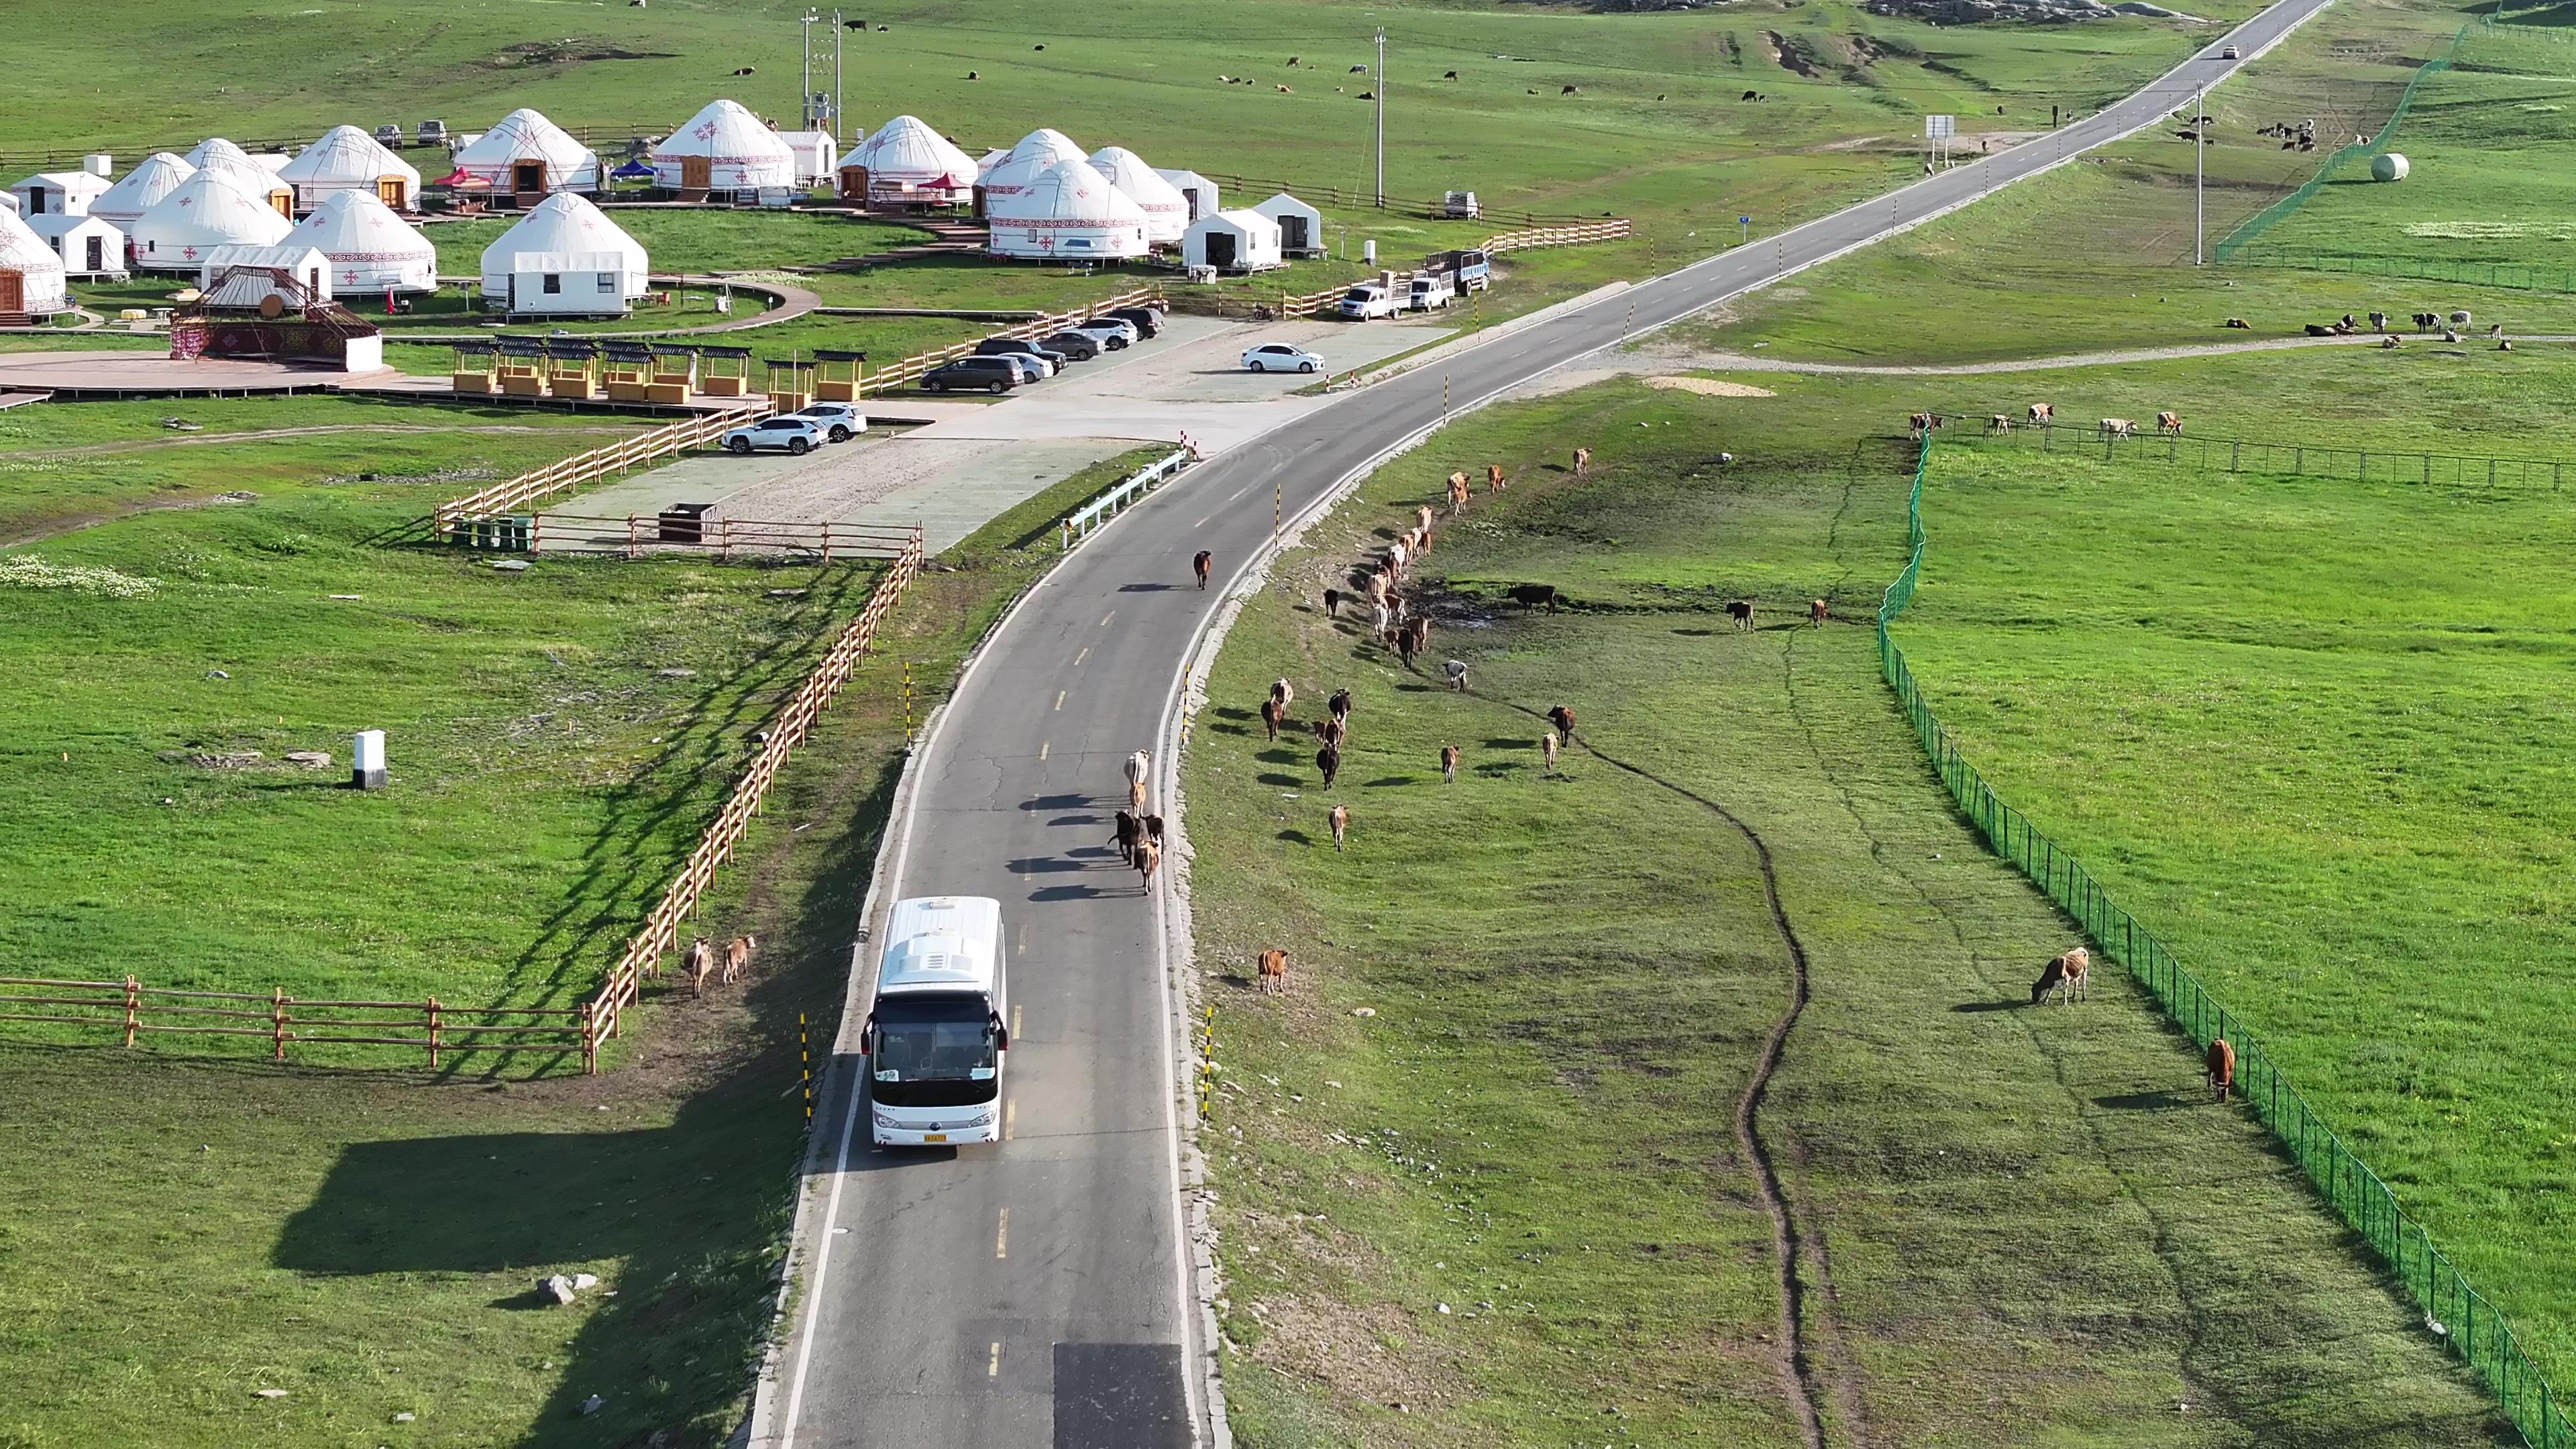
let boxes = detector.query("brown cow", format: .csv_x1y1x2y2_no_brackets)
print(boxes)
1312,716,1344,748
722,934,757,985
1328,803,1349,852
1547,704,1576,742
1727,598,1755,631
1260,697,1283,741
2030,946,2089,1005
1909,412,1938,439
2027,402,2054,425
1417,504,1435,533
1193,549,1213,590
1810,598,1829,628
1487,462,1506,492
1322,587,1342,620
2157,411,2182,437
1448,474,1471,514
1440,743,1460,784
1134,836,1163,892
1572,446,1592,476
1316,742,1342,788
2207,1037,2237,1100
1257,947,1289,994
684,936,716,997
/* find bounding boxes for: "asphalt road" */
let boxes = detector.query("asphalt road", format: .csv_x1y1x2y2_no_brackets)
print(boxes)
761,4,2334,1443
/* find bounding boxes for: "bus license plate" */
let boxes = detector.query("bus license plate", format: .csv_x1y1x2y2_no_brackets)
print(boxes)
923,1133,948,1143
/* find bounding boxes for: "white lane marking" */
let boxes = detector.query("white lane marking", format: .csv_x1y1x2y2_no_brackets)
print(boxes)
1039,740,1050,761
1055,690,1067,710
1075,646,1090,667
988,1342,1002,1378
1004,1096,1017,1140
996,1208,1010,1260
776,1027,862,1448
1194,515,1211,528
1013,1003,1024,1039
1100,610,1116,627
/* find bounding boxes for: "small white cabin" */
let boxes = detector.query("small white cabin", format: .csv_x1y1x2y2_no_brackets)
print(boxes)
29,213,127,279
1155,168,1220,224
9,170,111,218
1253,192,1325,258
1182,208,1283,273
198,244,335,305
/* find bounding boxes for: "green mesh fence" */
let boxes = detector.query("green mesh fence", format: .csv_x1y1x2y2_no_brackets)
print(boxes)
1876,433,2572,1449
2232,254,2576,293
2213,25,2470,262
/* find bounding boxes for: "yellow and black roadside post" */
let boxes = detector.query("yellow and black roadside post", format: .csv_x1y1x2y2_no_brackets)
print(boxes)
800,1011,812,1122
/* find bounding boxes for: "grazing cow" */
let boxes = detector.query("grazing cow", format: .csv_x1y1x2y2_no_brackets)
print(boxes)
1126,749,1152,812
1908,411,1939,439
1271,679,1295,710
722,934,757,985
1547,704,1577,742
1441,743,1460,784
2207,1036,2237,1100
2030,946,2089,1005
1328,803,1349,851
1542,730,1560,775
2157,411,2182,437
1329,688,1352,723
1259,697,1283,741
1487,463,1506,492
1135,837,1163,892
2027,402,2053,425
1572,446,1592,476
1193,549,1213,590
1445,659,1469,691
1316,742,1342,789
1810,598,1829,628
1112,808,1142,865
1323,587,1342,620
1444,69,1459,80
1727,598,1755,631
2098,417,2137,440
684,936,716,996
1743,89,1759,100
2382,335,2403,350
2224,317,2251,329
1986,413,2012,434
1561,84,1580,95
1507,583,1560,612
1278,83,1293,93
1258,947,1289,994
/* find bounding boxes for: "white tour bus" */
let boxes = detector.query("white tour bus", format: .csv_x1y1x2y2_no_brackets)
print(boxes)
863,896,1010,1146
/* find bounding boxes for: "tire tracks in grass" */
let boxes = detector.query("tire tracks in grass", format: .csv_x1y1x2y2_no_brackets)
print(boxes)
1770,616,2245,1432
1483,689,1843,1449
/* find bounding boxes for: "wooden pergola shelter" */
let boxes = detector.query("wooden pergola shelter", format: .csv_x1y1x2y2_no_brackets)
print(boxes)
545,339,601,400
812,347,867,402
696,344,754,398
451,340,498,395
763,358,816,414
601,341,653,402
647,344,699,403
494,337,547,396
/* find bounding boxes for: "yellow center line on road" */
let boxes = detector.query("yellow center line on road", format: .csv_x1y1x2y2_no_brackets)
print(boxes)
1004,1097,1017,1139
996,1208,1010,1260
1013,1004,1023,1038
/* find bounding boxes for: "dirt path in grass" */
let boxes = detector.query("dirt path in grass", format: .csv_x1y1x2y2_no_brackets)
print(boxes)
1486,691,1849,1448
6,422,644,460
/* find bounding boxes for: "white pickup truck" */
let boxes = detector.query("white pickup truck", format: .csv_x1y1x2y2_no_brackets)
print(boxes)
1407,274,1456,311
1334,282,1399,320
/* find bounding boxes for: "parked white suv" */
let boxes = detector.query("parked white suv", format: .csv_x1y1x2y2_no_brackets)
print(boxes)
722,416,826,455
1335,283,1398,321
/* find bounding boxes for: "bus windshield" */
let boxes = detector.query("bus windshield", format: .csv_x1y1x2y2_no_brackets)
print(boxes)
871,991,1000,1107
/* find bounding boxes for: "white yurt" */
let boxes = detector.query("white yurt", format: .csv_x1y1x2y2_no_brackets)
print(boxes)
854,115,978,205
197,243,334,305
184,138,268,183
651,99,797,192
286,190,437,294
986,158,1148,262
91,152,196,227
1253,191,1325,256
451,108,602,195
278,125,423,212
9,170,112,218
0,207,72,316
30,213,127,279
129,168,294,270
478,192,650,315
1155,168,1220,224
977,129,1087,213
1182,209,1282,273
1087,148,1189,244
975,148,1012,179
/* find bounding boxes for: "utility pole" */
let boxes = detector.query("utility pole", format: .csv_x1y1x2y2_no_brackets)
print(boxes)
835,9,845,144
2194,84,2206,266
801,10,814,127
1374,27,1386,208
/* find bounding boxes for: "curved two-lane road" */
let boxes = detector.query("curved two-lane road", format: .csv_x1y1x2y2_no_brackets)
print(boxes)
757,5,2334,1442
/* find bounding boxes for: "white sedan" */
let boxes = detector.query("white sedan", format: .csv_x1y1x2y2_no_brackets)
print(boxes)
1242,342,1324,374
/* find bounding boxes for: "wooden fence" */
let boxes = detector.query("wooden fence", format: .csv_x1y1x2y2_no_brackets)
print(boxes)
579,524,925,1065
1483,219,1633,253
0,975,586,1069
519,514,918,560
433,405,760,537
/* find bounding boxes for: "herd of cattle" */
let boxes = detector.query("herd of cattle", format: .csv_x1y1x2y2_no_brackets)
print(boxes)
1910,402,2186,442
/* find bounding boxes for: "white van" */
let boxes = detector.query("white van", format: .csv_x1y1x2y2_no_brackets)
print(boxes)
1407,274,1455,311
1335,282,1398,320
864,896,1009,1146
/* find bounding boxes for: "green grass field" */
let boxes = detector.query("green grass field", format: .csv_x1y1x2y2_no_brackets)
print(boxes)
1189,376,2508,1445
1894,441,2576,1387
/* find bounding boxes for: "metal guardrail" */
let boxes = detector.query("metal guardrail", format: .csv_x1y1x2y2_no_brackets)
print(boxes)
1061,445,1197,549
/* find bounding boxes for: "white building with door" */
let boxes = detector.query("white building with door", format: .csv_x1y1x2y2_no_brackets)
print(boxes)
451,109,602,197
130,168,294,270
1252,192,1325,258
478,192,650,315
9,170,111,218
91,153,195,227
198,243,334,305
775,131,840,186
286,190,437,294
0,207,72,317
1181,209,1282,274
29,213,127,280
1155,168,1220,224
651,99,797,193
278,125,422,213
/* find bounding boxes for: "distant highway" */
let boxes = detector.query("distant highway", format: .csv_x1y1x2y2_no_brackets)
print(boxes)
754,1,2337,1442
